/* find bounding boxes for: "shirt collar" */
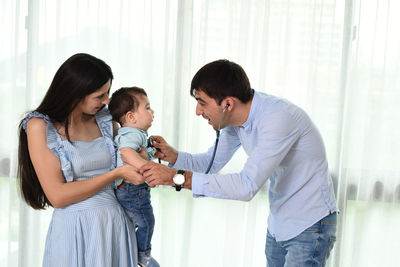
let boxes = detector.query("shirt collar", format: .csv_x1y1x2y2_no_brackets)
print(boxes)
241,89,257,130
118,126,148,136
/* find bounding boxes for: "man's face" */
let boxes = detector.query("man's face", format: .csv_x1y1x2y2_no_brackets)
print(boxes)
194,90,226,130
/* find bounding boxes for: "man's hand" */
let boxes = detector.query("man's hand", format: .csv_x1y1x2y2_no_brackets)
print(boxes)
151,135,179,164
140,161,176,187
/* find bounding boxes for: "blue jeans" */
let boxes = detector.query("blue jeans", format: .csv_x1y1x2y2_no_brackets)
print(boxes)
265,212,337,267
115,183,155,253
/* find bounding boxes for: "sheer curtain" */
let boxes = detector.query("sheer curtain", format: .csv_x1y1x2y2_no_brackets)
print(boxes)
334,0,400,266
1,0,399,267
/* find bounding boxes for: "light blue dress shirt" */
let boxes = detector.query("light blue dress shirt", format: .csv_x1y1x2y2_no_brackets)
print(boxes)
171,91,337,241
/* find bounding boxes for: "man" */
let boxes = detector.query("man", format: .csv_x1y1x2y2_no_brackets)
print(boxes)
139,59,337,266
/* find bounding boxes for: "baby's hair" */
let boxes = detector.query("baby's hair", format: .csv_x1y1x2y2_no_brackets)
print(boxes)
109,87,147,125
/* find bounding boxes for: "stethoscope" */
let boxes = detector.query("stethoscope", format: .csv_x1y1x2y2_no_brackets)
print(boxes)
147,137,161,163
148,103,230,169
205,103,230,174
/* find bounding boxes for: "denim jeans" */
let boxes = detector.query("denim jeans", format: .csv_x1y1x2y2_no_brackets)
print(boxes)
115,183,155,253
265,212,337,267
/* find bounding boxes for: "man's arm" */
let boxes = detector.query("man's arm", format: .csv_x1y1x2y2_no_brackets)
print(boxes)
140,162,193,189
188,112,301,201
142,111,301,201
152,128,241,174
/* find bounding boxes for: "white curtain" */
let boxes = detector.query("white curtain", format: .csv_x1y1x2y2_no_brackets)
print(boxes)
334,1,400,266
1,0,399,266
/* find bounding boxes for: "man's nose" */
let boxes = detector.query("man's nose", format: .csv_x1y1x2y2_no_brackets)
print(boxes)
195,103,202,116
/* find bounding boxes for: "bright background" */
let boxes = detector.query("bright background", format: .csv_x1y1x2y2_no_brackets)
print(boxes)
1,0,400,266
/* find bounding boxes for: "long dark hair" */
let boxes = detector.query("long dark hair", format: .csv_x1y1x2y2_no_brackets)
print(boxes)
18,53,113,209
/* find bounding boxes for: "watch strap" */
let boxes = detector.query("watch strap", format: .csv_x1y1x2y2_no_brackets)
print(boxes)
175,184,182,191
174,170,185,191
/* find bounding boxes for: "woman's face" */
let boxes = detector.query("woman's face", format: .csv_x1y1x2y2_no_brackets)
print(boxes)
77,79,111,116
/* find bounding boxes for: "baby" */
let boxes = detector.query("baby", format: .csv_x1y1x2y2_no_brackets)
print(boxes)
108,87,159,267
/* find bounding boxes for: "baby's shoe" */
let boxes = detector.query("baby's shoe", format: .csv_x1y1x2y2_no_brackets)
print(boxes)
138,251,160,267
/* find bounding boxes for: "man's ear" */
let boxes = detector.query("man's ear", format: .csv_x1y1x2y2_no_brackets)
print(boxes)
125,111,137,123
222,97,235,111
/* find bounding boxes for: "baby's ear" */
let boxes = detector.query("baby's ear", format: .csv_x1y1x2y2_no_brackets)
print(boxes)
126,111,137,123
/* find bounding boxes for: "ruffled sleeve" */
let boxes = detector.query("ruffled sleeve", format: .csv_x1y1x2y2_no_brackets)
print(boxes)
22,111,50,131
22,111,74,182
95,107,117,170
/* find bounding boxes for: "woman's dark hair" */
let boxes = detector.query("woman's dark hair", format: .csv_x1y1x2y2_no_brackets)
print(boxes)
18,53,113,209
108,87,147,125
190,59,252,104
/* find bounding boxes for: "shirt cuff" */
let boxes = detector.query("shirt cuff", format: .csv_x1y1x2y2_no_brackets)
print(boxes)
167,151,189,169
191,172,208,198
168,151,208,198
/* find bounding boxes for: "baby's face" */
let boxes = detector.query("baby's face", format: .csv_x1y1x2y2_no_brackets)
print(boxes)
132,95,154,131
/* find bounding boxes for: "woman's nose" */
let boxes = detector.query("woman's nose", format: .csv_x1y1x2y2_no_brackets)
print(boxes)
103,94,110,105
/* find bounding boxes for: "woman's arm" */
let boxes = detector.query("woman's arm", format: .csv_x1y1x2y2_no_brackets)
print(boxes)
26,117,143,208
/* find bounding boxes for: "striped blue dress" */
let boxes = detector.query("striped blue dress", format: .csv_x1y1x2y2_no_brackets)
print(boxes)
22,108,138,267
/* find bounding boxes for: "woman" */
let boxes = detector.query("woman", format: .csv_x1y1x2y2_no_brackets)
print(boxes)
18,53,142,266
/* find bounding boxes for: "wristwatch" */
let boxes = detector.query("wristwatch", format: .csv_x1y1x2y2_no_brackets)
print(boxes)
173,170,185,191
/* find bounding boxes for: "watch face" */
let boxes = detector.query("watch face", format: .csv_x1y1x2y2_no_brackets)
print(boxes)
173,174,185,185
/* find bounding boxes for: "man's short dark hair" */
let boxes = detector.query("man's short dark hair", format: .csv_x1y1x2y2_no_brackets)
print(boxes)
190,59,252,104
109,87,147,125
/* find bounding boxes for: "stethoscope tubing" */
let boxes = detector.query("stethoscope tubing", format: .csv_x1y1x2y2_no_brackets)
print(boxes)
205,106,227,174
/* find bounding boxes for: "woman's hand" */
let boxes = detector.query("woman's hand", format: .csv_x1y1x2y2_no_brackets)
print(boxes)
150,135,178,164
118,164,145,185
